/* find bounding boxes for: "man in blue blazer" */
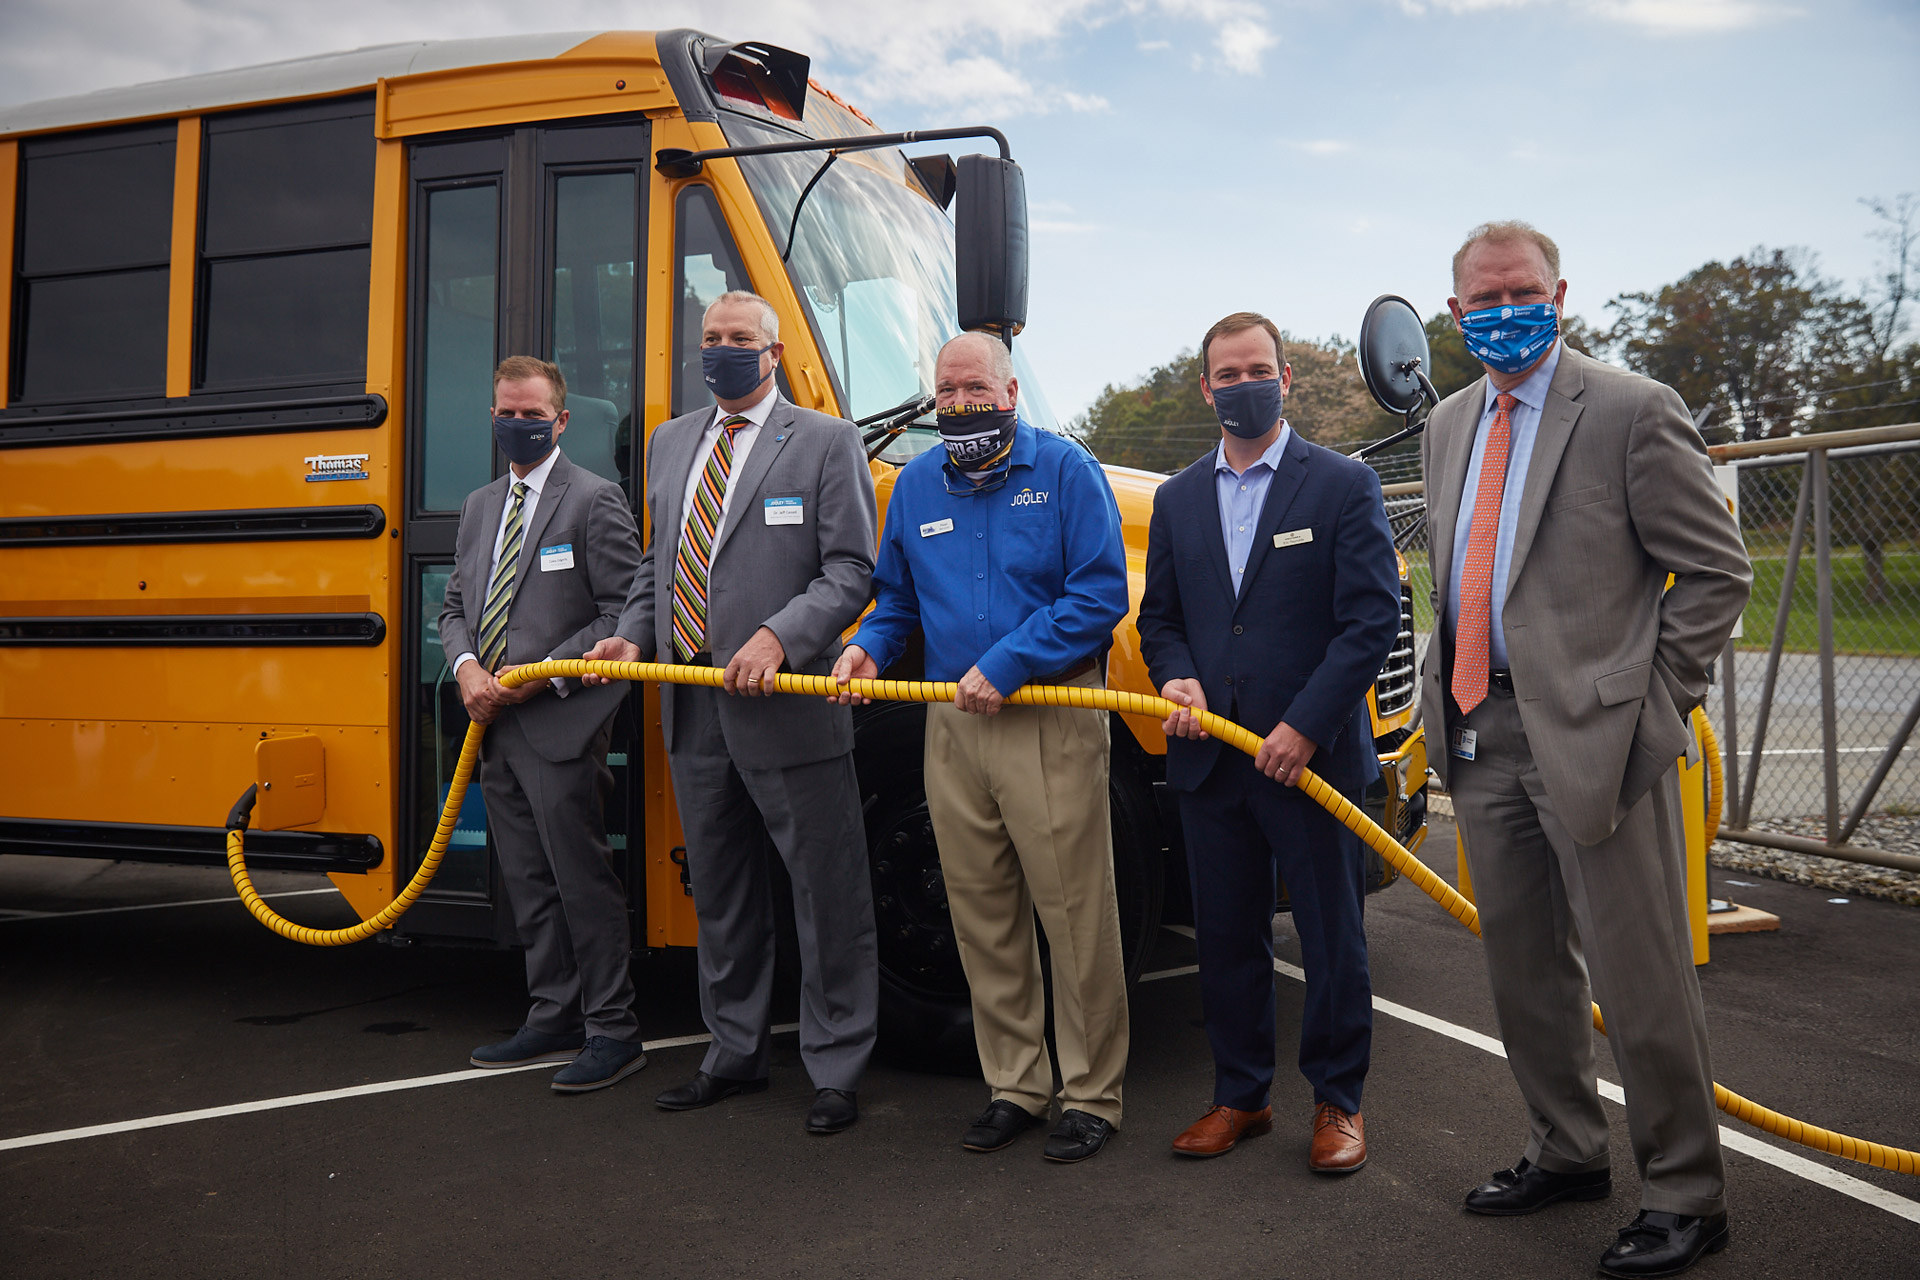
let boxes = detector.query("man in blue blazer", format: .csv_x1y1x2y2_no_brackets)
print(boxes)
1137,311,1401,1173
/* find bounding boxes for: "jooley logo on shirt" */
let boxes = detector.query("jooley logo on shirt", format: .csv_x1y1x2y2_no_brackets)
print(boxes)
1009,487,1050,507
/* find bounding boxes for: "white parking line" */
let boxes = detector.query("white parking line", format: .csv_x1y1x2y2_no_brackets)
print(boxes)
1154,925,1920,1223
0,887,341,923
0,1022,798,1154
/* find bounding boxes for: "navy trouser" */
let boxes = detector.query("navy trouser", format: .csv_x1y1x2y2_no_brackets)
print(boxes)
1180,749,1372,1115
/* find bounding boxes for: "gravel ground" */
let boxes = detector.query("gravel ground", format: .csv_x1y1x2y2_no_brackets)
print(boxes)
1713,813,1920,907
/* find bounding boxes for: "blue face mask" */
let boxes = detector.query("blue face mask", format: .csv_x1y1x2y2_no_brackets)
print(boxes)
1459,303,1559,374
1209,378,1284,440
493,414,558,467
702,342,774,401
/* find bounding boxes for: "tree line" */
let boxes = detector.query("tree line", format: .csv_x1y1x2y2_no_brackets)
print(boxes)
1076,194,1918,474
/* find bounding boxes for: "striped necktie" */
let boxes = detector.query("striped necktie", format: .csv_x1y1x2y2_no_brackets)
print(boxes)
1452,393,1517,717
671,415,748,662
475,480,529,672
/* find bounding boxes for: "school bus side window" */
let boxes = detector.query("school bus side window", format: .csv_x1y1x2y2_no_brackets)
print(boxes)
671,185,753,417
12,123,174,403
197,98,376,391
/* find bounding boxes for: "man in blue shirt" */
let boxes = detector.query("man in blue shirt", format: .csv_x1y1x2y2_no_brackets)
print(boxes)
831,332,1130,1163
1137,312,1400,1174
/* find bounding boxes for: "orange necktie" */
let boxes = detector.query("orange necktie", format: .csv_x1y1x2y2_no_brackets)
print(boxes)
1452,392,1518,717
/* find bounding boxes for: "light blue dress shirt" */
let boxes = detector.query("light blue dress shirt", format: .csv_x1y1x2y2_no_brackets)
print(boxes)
1214,424,1293,596
1447,341,1563,668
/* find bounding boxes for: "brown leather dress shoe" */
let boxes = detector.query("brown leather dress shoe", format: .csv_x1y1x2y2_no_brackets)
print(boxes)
1172,1104,1273,1157
1308,1102,1367,1173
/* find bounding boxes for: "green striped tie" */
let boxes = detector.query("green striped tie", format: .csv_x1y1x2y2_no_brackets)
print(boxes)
475,481,528,672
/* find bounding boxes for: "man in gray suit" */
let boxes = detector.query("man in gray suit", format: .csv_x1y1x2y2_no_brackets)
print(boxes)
1420,222,1751,1278
584,290,878,1135
440,355,648,1094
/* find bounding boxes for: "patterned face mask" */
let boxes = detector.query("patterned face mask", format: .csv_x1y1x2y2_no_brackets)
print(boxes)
1459,303,1559,374
937,402,1017,472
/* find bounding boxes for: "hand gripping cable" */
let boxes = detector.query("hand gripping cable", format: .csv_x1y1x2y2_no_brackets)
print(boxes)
223,660,1917,1177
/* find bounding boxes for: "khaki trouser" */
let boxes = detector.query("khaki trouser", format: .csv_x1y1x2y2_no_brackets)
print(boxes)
924,669,1129,1125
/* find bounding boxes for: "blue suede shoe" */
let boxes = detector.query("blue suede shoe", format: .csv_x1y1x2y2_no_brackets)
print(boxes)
469,1026,584,1069
551,1035,649,1094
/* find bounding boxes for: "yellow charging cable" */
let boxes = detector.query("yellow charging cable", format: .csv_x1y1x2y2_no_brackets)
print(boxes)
223,659,1917,1176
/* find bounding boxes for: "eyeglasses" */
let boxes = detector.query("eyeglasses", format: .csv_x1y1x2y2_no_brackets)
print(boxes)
942,459,1013,496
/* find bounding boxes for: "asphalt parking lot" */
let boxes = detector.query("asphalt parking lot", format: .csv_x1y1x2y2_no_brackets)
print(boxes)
3,817,1917,1280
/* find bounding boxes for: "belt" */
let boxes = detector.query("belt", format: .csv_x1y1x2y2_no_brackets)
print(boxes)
685,652,714,668
1038,654,1098,685
1489,668,1514,693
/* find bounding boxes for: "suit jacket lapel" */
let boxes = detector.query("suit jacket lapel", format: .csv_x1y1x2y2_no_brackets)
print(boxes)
652,412,706,570
469,475,510,627
1504,348,1587,593
1233,430,1310,607
710,398,795,562
1428,375,1486,618
516,451,570,581
1191,462,1237,603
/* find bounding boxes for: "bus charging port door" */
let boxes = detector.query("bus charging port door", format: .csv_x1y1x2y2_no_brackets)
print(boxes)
255,734,326,831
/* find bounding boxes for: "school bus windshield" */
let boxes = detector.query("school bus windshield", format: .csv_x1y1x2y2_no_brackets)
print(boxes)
726,120,1060,436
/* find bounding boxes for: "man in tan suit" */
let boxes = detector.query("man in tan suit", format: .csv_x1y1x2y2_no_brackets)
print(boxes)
1420,222,1750,1279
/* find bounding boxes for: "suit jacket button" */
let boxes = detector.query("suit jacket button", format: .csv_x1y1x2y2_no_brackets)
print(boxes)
1232,625,1243,635
1224,676,1233,685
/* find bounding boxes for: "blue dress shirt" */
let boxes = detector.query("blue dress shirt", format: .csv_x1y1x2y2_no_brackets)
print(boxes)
1214,424,1293,597
851,422,1129,694
1448,341,1563,668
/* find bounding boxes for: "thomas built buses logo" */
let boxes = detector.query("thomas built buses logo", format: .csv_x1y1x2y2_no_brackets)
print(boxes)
305,453,370,482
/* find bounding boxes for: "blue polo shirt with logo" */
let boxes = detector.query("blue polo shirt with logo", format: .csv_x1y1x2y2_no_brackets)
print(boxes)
851,421,1128,694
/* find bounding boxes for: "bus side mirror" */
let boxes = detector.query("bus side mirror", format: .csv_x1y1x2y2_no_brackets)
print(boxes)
955,154,1028,342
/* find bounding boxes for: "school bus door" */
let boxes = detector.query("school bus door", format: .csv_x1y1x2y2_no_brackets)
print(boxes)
394,119,650,944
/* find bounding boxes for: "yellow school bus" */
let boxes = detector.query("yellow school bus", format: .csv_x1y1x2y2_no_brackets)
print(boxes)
0,30,1425,1053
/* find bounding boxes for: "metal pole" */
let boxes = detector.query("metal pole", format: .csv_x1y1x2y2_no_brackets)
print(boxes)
1837,686,1920,845
1811,449,1840,844
1716,824,1920,873
1719,636,1741,830
1737,463,1811,829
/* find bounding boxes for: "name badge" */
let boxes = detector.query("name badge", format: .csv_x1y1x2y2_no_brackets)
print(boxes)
920,518,955,538
764,497,803,526
1450,727,1478,761
539,543,574,572
1273,528,1314,549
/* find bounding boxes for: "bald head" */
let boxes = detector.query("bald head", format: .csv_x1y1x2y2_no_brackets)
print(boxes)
934,332,1017,410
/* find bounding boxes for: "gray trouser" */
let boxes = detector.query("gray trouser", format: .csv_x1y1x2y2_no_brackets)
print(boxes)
1450,686,1726,1217
668,684,878,1091
481,711,639,1042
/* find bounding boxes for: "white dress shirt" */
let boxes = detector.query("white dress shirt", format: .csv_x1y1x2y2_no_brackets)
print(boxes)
452,447,568,692
680,383,778,528
1447,341,1564,669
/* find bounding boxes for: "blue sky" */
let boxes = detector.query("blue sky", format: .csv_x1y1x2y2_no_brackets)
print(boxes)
4,1,1915,418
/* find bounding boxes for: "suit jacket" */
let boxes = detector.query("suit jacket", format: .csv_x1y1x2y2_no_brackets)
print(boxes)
438,449,643,763
1138,430,1402,796
615,395,877,771
1419,344,1751,846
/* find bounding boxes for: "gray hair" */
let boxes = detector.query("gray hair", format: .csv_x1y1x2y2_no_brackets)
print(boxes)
706,290,780,343
937,331,1014,387
1452,220,1562,294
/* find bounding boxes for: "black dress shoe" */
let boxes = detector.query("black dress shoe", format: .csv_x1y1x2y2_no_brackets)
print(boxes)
1043,1109,1115,1163
1463,1157,1612,1216
963,1099,1044,1152
1599,1210,1729,1278
806,1088,858,1134
655,1070,769,1111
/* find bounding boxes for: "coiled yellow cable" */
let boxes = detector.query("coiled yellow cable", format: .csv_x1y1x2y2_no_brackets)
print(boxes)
223,660,1916,1175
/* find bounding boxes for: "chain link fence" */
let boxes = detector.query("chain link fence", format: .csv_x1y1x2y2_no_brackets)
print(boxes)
1352,424,1920,869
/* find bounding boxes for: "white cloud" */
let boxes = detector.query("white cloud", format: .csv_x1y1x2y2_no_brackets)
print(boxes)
1287,138,1353,156
0,0,1279,117
1395,0,1798,31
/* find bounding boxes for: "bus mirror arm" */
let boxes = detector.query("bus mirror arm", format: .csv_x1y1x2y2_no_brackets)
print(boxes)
860,394,937,461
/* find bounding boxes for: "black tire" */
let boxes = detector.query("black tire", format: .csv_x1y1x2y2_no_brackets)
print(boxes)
852,702,1166,1075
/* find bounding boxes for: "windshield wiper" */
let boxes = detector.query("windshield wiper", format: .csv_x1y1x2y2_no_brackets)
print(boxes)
859,393,936,461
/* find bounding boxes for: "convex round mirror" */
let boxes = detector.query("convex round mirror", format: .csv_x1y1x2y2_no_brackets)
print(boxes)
1357,294,1432,417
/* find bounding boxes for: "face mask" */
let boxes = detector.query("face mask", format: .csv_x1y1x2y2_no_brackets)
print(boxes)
1459,303,1559,374
1209,378,1284,439
937,403,1018,473
493,414,558,467
702,342,774,401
